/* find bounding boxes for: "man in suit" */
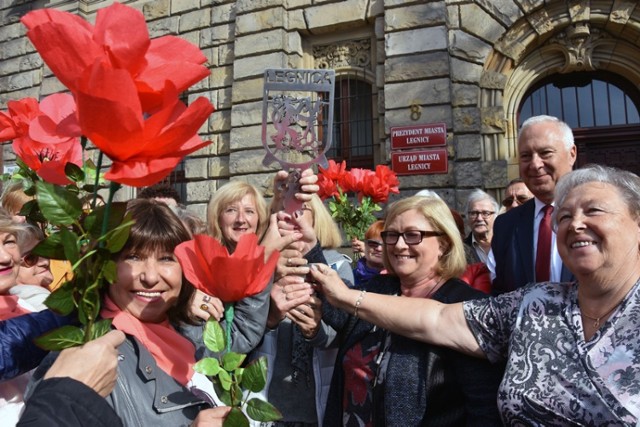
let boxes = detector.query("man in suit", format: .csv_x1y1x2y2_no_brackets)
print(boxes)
489,115,576,294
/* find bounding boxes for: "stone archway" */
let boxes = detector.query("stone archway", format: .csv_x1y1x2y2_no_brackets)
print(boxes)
478,1,640,182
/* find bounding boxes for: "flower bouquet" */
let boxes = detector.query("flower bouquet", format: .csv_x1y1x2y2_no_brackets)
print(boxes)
317,160,399,249
0,2,213,347
175,234,283,425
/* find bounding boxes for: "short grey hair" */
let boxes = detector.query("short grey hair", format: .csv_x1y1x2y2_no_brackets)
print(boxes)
519,115,574,151
464,189,499,215
553,164,640,225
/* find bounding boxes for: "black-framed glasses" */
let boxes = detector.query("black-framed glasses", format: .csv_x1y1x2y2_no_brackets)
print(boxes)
501,195,532,207
467,210,495,219
21,252,40,268
366,239,383,249
380,230,443,245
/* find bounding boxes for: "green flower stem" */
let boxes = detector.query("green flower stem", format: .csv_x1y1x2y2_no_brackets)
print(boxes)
223,302,234,353
100,181,122,248
91,150,102,210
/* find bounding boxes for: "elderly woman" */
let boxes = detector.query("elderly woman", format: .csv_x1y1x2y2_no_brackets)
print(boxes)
0,209,51,426
16,226,54,292
316,196,502,426
313,164,640,425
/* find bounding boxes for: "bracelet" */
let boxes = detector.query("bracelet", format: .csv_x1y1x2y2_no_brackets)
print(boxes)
353,290,367,318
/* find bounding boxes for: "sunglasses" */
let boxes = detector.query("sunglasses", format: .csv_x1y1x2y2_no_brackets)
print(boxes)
21,252,40,268
501,194,532,207
366,239,383,249
380,230,443,245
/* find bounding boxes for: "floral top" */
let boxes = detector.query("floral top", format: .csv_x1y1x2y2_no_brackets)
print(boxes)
463,280,640,426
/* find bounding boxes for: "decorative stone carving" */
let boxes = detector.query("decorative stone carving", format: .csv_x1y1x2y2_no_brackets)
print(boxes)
313,38,372,70
547,23,606,73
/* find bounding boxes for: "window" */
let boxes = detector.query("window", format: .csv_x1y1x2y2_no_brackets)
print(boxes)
519,71,640,127
323,73,376,169
518,71,640,175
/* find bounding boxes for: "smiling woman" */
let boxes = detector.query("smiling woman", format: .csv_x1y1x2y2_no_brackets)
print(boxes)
27,200,231,426
318,196,503,426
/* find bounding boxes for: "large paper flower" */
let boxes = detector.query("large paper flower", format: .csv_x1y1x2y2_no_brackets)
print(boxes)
1,94,82,185
175,234,279,302
21,2,210,112
74,60,213,187
363,165,400,203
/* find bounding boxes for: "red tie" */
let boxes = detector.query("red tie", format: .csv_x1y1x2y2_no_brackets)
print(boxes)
535,205,554,282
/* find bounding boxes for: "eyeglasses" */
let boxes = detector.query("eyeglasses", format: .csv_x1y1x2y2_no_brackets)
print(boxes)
467,210,495,219
366,239,383,249
21,252,40,268
501,195,532,207
380,230,443,245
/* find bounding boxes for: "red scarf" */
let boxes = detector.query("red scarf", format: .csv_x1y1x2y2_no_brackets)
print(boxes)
0,295,31,320
100,296,195,386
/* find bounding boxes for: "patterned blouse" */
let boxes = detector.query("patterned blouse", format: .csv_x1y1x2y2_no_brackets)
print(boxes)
463,280,640,426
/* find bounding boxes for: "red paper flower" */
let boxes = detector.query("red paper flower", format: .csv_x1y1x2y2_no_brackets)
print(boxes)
74,60,213,187
1,94,82,185
317,161,399,240
21,2,210,112
175,234,279,302
0,98,39,141
363,165,400,203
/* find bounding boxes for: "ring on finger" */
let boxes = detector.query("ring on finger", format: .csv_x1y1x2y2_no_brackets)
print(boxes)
287,258,292,266
200,304,209,311
202,295,211,303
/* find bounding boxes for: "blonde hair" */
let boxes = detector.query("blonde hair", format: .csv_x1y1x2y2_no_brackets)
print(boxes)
382,196,466,280
306,194,344,249
206,181,268,249
1,181,34,216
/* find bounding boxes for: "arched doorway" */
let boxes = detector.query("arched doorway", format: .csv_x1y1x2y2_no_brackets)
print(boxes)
518,71,640,175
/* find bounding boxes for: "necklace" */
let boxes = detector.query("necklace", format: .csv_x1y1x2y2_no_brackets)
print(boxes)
580,301,622,329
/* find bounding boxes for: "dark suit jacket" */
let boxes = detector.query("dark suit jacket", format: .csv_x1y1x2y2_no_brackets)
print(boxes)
491,199,574,294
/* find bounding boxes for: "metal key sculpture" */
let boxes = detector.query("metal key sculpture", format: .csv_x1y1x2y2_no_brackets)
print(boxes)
261,68,335,213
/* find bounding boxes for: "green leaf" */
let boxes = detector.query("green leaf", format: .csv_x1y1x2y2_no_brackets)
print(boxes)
90,318,112,340
194,358,221,376
223,407,249,427
230,382,243,406
102,260,118,284
35,181,82,226
44,281,76,315
245,398,282,422
103,218,133,253
31,233,66,260
241,357,267,392
213,379,232,406
203,318,226,353
34,325,85,351
60,227,80,265
84,202,128,239
222,352,246,371
218,369,232,391
65,162,85,183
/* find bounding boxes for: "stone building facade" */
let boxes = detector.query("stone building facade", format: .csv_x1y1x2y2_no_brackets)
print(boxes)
2,0,640,217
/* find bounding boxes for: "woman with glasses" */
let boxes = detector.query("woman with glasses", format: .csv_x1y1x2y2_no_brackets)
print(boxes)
352,220,385,287
319,196,503,426
16,227,54,292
